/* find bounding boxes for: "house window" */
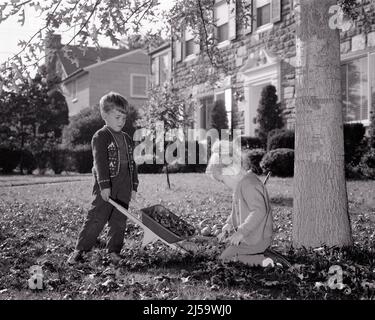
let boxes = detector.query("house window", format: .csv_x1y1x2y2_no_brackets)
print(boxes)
198,96,214,129
185,39,195,57
151,51,171,86
184,28,196,58
131,74,148,98
151,57,159,85
218,24,229,43
159,52,170,84
256,0,271,28
215,89,232,129
214,1,229,43
341,54,375,123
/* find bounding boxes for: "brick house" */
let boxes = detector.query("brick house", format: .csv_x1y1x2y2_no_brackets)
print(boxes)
46,34,150,116
171,0,375,137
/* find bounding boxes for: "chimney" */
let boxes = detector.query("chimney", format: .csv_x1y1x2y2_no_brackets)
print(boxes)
45,33,62,81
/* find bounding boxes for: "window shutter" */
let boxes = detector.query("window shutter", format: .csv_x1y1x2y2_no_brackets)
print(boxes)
174,39,182,62
245,0,253,34
195,105,201,129
154,56,160,85
194,40,200,54
193,27,200,54
271,0,281,23
228,0,237,40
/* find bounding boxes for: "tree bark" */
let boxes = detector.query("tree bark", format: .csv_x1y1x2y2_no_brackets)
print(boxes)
293,0,353,248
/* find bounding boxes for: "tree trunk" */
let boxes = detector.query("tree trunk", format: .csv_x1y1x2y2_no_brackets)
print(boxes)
20,124,24,175
164,136,171,189
166,163,171,189
293,0,353,248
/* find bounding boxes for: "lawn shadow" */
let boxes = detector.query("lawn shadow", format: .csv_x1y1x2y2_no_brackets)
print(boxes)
270,196,293,207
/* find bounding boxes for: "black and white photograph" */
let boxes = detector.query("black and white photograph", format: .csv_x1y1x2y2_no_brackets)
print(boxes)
0,0,374,310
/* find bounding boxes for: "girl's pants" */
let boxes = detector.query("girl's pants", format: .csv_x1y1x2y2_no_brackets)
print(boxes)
220,242,269,266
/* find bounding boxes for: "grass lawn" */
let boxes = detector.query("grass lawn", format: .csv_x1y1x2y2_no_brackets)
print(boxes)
0,173,374,300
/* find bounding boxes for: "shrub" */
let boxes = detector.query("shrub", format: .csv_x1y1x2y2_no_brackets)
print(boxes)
344,123,366,166
137,164,164,174
345,164,363,180
185,141,208,172
267,130,295,151
210,99,228,132
368,111,375,149
260,148,294,177
141,141,208,174
256,85,284,146
33,150,50,173
19,149,36,174
0,147,20,173
240,136,262,150
267,128,285,142
62,104,138,148
71,144,93,173
162,163,207,174
242,148,266,174
359,149,375,179
49,147,70,174
162,163,186,173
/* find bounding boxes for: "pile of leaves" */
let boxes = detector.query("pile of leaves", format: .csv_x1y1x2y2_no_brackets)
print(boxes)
141,205,196,239
0,174,374,300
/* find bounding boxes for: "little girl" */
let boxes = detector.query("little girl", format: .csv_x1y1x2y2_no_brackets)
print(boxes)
206,140,273,266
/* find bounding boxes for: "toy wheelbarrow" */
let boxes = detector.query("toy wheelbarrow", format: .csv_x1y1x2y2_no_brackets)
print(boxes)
108,198,196,254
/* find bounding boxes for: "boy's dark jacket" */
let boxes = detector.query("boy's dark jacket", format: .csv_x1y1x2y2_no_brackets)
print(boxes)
91,126,138,192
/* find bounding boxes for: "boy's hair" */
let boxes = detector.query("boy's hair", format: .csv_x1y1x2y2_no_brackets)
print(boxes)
99,91,129,115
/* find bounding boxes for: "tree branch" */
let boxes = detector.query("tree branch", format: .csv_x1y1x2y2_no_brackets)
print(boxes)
196,0,215,67
134,0,155,26
66,0,101,46
14,0,33,8
5,0,64,67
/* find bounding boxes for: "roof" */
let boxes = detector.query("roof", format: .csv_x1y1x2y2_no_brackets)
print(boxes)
57,45,130,77
149,42,171,56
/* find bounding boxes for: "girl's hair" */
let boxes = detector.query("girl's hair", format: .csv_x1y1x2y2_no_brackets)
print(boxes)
99,91,129,115
205,138,245,180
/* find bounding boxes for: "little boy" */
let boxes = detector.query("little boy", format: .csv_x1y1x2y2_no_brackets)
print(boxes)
67,92,139,265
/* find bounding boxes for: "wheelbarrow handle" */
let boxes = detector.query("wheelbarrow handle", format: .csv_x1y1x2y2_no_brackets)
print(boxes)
263,171,271,185
108,197,141,225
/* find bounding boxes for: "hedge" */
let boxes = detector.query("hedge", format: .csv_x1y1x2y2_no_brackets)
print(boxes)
260,148,294,177
242,148,266,174
359,148,375,179
267,130,295,151
240,136,262,150
0,147,20,173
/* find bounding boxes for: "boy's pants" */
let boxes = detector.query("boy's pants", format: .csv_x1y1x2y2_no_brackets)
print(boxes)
75,171,132,254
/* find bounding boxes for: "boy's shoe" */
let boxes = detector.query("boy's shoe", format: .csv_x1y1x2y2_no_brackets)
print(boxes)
109,252,122,265
67,250,84,265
